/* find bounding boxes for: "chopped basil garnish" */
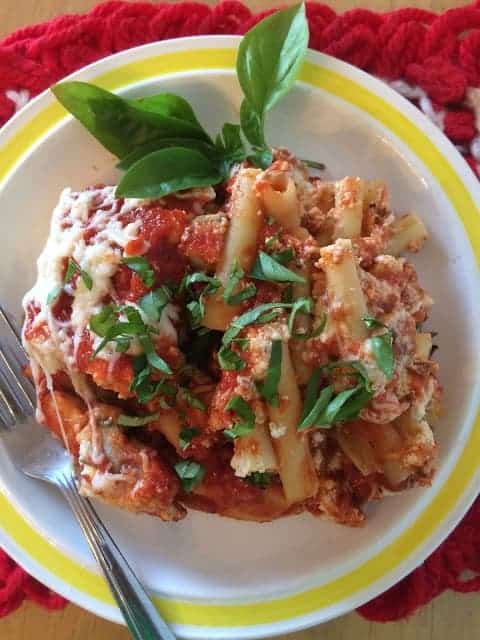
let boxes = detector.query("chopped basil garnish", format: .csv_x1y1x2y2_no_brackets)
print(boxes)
362,316,395,379
298,361,373,430
139,286,171,321
179,427,200,450
271,247,295,265
223,261,256,305
64,258,93,290
178,387,206,411
218,344,246,371
182,271,221,329
117,412,160,427
174,459,205,492
257,339,282,406
287,297,313,336
246,472,274,488
370,333,394,379
121,256,155,288
250,251,305,284
130,356,176,404
181,272,221,294
224,395,256,439
89,303,172,374
222,302,294,346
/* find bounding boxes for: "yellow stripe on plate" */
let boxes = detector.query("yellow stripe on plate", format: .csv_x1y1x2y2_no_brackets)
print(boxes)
1,47,479,628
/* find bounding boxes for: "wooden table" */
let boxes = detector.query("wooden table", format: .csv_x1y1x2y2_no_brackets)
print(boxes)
0,0,477,638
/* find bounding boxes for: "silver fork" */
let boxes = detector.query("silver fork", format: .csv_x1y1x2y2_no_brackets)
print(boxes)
0,307,176,640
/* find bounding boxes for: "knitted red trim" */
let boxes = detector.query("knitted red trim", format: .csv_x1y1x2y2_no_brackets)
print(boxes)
0,0,479,625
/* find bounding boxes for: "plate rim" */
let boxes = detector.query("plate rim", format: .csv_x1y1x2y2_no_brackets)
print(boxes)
1,35,480,639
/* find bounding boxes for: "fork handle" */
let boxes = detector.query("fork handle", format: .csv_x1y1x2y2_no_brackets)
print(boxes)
58,474,176,640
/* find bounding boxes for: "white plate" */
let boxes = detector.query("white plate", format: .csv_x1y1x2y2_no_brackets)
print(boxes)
1,36,480,640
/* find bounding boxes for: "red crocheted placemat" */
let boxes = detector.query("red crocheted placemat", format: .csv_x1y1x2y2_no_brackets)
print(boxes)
1,0,480,625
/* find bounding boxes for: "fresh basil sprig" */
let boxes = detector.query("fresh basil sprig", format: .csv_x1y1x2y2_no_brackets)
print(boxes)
52,5,310,194
236,3,309,167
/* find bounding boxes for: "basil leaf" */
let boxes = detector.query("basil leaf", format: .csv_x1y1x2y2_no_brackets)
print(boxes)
271,247,295,266
80,269,93,290
178,387,206,411
257,339,282,406
363,316,388,331
237,4,308,116
248,148,273,170
90,304,118,337
64,259,76,284
333,386,373,422
46,286,62,306
64,258,93,290
371,333,394,380
223,302,294,345
246,472,273,488
117,412,160,428
298,385,334,430
239,99,266,148
223,261,257,305
115,336,130,353
174,460,205,492
132,93,208,135
224,395,256,439
251,251,305,284
215,122,246,172
138,334,172,375
179,427,200,451
121,256,155,288
301,369,322,421
52,83,211,159
139,287,171,322
187,299,204,330
181,272,221,295
116,147,223,199
224,423,255,440
287,297,313,335
218,345,246,371
226,395,255,422
117,137,218,170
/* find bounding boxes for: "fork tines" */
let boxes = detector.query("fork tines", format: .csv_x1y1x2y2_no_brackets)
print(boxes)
0,306,35,429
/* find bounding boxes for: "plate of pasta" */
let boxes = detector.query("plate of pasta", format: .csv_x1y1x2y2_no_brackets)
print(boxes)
1,5,480,638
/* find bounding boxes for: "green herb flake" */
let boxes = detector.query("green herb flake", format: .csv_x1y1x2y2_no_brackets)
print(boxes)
287,297,313,335
179,427,200,451
362,316,395,380
246,472,274,489
224,395,256,439
218,345,246,371
139,286,171,322
174,459,205,492
250,251,305,284
257,339,282,406
222,302,294,346
121,256,155,288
